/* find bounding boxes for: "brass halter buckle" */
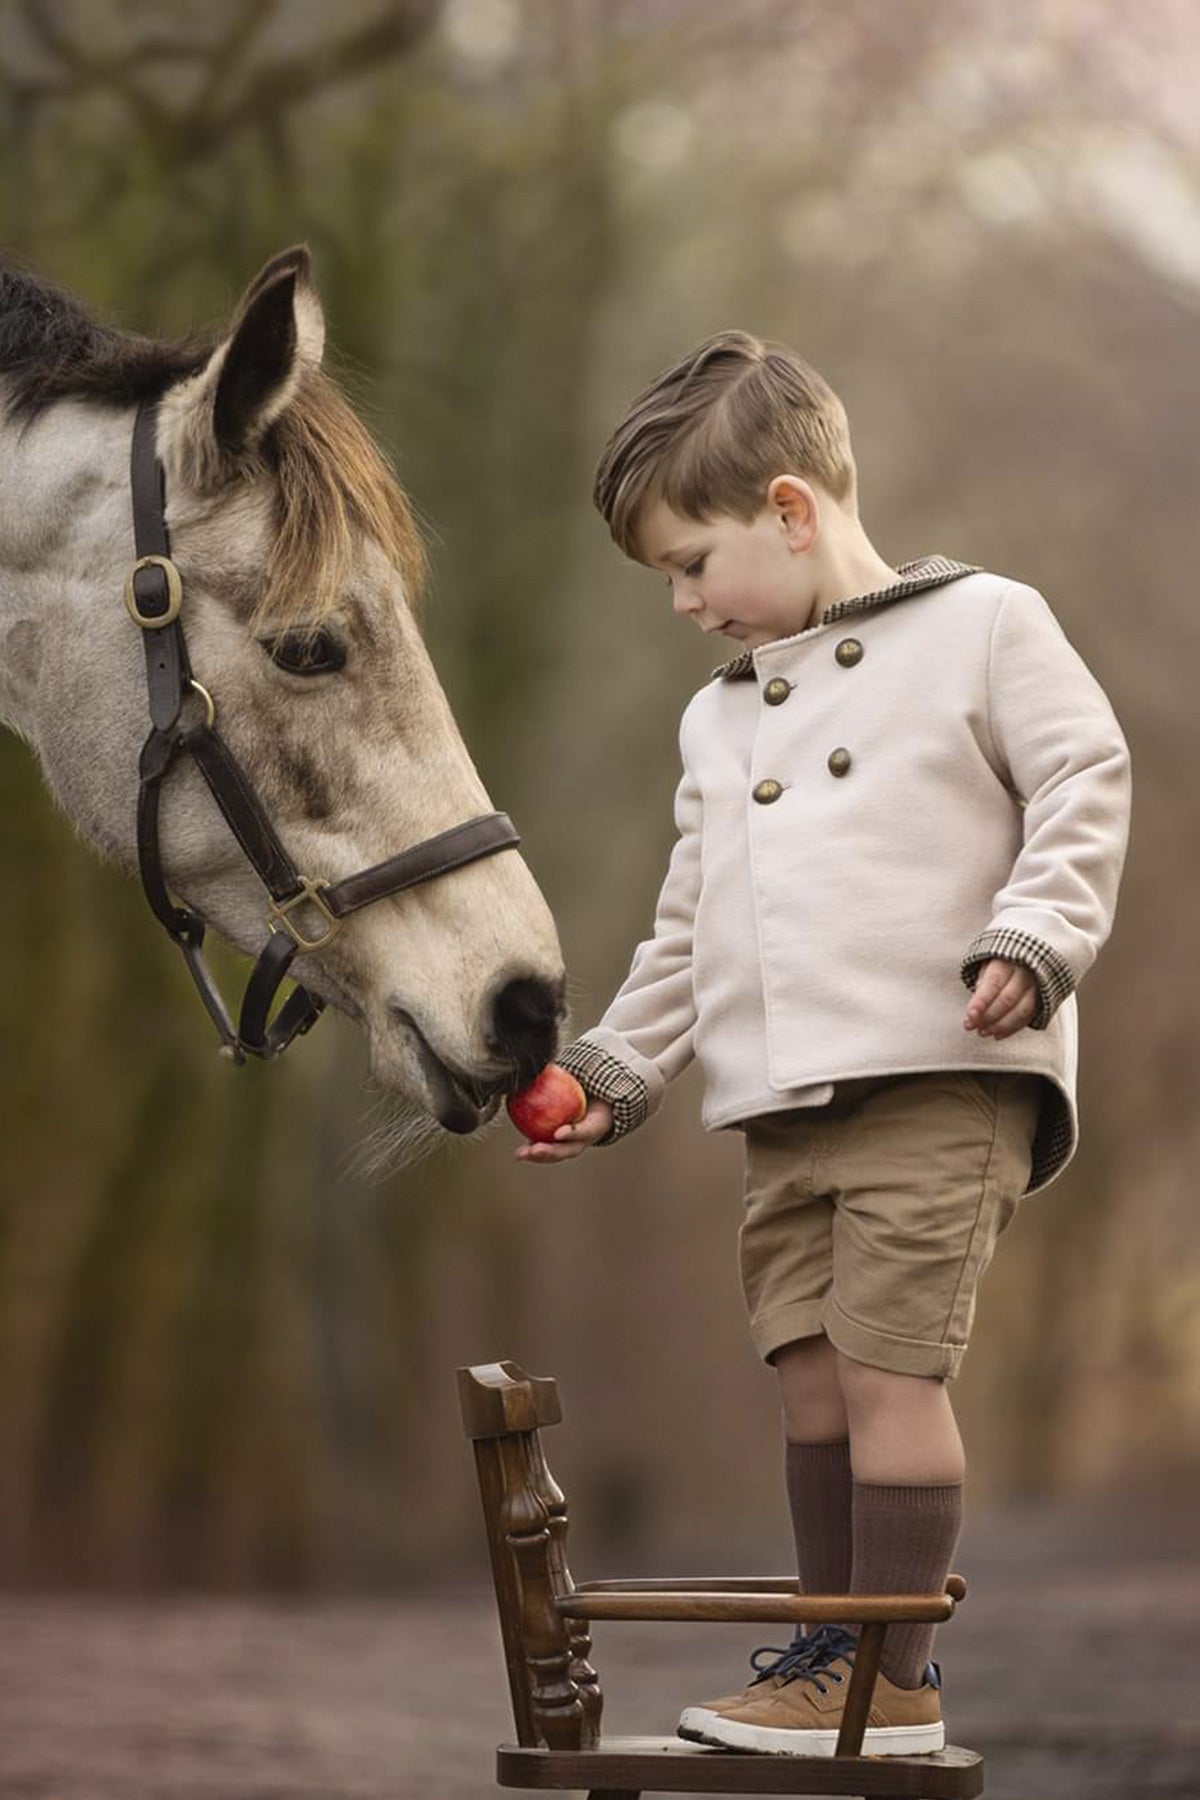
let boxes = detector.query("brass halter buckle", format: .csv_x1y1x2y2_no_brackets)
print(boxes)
266,877,343,952
125,553,183,628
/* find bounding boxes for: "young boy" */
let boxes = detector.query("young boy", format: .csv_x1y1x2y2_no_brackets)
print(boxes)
515,331,1132,1757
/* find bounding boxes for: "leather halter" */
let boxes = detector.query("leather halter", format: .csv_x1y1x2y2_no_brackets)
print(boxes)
126,395,521,1064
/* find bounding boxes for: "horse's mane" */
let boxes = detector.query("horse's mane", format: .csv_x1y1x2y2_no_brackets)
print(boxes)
0,254,426,625
0,255,213,417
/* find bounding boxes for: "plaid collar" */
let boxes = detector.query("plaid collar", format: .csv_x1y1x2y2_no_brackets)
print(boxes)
712,554,982,681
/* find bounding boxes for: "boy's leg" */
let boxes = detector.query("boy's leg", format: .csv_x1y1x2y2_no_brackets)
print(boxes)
839,1359,965,1485
817,1070,1041,1686
837,1354,964,1687
681,1332,847,1729
740,1114,848,1644
776,1332,849,1442
773,1333,851,1638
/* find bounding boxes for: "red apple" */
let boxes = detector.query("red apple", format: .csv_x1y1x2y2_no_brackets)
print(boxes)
507,1063,588,1142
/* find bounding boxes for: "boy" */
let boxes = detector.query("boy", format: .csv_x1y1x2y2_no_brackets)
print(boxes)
515,331,1131,1757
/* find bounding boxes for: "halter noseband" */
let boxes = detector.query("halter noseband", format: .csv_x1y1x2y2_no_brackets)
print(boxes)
126,395,521,1064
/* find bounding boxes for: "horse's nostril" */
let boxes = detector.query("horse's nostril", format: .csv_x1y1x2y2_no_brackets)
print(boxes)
494,974,560,1033
490,973,563,1083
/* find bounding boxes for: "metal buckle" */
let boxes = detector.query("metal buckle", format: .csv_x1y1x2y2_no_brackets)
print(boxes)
266,878,342,952
125,554,183,629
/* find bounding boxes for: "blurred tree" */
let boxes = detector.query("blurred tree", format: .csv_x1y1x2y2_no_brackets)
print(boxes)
0,0,1194,1586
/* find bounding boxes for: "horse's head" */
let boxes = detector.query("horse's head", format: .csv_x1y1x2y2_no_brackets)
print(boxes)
0,247,567,1149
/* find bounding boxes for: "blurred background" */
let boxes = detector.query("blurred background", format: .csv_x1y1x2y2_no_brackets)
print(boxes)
0,0,1196,1616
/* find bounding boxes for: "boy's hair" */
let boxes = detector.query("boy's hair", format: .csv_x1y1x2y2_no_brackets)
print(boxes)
593,329,857,558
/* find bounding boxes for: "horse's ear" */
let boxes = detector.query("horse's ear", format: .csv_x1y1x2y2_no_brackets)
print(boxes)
209,245,326,457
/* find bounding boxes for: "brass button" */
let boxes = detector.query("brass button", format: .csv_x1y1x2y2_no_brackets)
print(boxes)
835,637,864,667
752,778,784,804
762,677,792,706
827,748,852,777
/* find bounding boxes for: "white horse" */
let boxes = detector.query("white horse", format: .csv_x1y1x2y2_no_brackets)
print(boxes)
0,245,566,1160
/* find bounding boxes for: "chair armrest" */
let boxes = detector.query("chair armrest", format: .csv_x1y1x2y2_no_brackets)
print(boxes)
556,1589,957,1625
571,1571,966,1603
573,1577,800,1594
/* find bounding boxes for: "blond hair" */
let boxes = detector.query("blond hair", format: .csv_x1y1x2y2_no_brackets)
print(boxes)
593,330,856,556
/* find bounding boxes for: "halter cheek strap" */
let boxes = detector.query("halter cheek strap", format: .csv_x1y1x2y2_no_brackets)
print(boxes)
127,395,520,1063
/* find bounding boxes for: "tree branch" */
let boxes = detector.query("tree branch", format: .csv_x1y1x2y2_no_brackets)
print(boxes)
11,0,443,166
17,0,176,136
188,0,278,125
177,0,443,159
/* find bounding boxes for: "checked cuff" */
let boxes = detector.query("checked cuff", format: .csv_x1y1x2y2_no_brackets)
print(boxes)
556,1038,650,1145
960,929,1076,1031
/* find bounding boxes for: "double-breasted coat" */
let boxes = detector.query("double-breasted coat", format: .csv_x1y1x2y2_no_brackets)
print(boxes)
559,556,1132,1195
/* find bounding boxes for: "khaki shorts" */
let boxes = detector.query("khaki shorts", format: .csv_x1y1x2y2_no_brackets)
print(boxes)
739,1070,1044,1381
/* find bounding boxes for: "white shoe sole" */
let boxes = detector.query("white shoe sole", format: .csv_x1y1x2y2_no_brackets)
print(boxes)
677,1706,726,1741
678,1710,945,1757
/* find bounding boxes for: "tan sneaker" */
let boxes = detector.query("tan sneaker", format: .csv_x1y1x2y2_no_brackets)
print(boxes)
689,1642,945,1758
677,1625,846,1743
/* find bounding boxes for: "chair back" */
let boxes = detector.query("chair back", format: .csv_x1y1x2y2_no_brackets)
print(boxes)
457,1360,602,1750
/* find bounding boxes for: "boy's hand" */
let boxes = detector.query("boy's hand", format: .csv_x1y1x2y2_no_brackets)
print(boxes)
963,957,1039,1038
513,1098,614,1164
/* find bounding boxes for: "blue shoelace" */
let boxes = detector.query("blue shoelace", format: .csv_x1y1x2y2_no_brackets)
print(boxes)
746,1624,941,1694
746,1623,858,1692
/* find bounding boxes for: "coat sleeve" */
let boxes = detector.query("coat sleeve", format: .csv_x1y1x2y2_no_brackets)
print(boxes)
960,581,1132,1029
557,715,701,1143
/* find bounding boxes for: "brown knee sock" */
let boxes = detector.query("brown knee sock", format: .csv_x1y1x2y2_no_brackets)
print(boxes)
784,1437,853,1642
847,1479,964,1687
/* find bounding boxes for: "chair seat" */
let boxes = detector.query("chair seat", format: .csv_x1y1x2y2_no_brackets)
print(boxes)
498,1735,985,1795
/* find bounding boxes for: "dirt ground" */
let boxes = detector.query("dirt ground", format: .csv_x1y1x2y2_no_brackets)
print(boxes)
0,1492,1195,1800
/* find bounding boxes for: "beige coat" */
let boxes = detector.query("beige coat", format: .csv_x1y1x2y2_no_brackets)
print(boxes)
559,560,1132,1195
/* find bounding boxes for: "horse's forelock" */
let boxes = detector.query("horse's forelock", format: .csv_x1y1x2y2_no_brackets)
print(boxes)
253,370,428,641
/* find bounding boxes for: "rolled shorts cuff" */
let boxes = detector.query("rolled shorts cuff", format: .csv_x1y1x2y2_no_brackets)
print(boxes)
823,1296,966,1381
748,1299,829,1366
750,1295,967,1381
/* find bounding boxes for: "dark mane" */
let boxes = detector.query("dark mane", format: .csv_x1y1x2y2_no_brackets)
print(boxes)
0,253,211,420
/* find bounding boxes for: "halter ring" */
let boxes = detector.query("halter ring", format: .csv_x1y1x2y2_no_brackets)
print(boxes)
187,679,216,730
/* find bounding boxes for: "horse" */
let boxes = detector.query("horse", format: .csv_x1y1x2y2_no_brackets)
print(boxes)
0,245,566,1163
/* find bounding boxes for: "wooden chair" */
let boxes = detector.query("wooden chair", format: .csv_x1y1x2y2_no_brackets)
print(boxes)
458,1359,983,1800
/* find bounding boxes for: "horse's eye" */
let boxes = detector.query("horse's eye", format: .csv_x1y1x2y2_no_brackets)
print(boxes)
262,628,346,675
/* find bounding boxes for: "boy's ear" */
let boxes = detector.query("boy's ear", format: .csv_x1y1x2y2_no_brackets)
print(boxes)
767,474,818,549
